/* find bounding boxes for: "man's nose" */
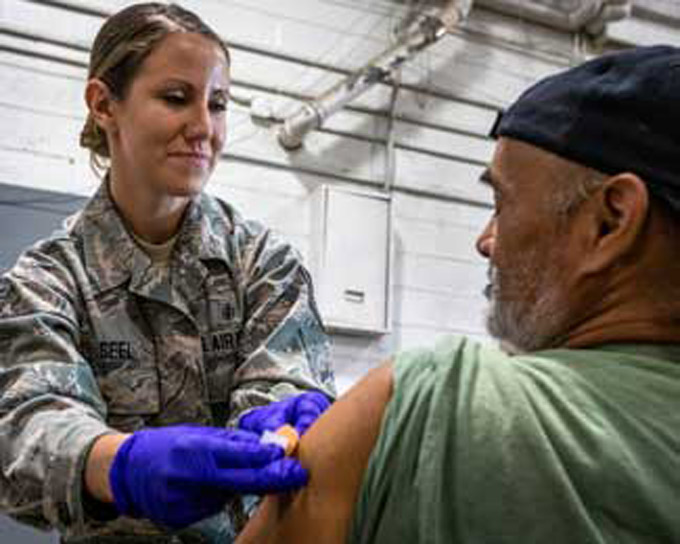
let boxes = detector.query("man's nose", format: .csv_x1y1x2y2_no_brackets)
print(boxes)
476,217,496,258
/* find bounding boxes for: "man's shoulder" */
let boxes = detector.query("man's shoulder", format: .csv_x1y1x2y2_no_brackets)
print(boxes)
392,335,512,391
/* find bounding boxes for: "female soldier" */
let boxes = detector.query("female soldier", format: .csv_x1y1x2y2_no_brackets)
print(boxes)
0,3,334,543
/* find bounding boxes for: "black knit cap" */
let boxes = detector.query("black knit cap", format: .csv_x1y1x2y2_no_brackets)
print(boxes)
490,45,680,211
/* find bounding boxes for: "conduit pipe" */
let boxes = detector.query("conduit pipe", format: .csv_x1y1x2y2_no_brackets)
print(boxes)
277,0,474,150
475,0,631,34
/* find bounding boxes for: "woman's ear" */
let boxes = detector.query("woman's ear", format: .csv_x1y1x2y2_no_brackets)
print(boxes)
584,173,649,273
85,79,117,134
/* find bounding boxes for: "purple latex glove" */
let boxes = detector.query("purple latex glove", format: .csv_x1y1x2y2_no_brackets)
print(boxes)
238,390,332,437
109,425,307,529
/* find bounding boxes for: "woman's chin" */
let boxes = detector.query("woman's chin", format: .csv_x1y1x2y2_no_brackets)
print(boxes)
163,177,208,198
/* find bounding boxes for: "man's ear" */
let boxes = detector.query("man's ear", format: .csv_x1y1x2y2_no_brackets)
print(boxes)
85,79,117,133
583,173,649,274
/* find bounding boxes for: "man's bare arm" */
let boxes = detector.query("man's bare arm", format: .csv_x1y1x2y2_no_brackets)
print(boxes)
237,362,394,544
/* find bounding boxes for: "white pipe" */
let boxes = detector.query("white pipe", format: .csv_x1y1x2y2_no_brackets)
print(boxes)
384,72,401,193
278,0,473,150
475,0,630,32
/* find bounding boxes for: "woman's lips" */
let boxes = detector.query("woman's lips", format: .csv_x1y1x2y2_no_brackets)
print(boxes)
168,152,211,168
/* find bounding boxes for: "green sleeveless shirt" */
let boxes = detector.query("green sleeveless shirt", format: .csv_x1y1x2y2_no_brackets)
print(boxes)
350,336,680,543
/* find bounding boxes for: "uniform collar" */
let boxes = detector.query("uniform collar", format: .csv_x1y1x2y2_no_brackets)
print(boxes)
72,179,235,295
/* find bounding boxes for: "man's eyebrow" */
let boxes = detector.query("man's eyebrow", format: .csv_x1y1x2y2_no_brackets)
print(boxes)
479,169,494,186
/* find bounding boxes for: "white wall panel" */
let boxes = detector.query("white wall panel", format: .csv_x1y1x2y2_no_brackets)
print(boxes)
2,104,83,156
1,60,86,115
394,217,482,264
185,0,397,63
227,123,385,183
0,146,98,196
393,286,488,333
1,0,101,48
396,256,487,298
393,192,491,228
396,124,494,164
608,13,680,46
394,147,489,204
463,5,575,59
396,92,498,137
402,33,567,106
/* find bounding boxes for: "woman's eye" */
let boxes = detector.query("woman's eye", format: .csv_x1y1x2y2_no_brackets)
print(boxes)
162,92,186,105
209,100,227,112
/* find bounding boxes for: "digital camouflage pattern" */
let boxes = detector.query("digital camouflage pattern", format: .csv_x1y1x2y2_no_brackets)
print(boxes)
0,183,335,543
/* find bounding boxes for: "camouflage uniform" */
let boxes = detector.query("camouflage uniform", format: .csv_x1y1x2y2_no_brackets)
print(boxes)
0,182,335,543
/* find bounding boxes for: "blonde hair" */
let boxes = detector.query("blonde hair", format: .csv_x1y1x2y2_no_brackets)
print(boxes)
80,2,230,174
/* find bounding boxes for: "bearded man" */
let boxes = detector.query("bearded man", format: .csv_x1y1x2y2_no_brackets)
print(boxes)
236,45,680,544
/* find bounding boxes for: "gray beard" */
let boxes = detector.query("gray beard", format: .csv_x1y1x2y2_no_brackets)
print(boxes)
484,264,568,353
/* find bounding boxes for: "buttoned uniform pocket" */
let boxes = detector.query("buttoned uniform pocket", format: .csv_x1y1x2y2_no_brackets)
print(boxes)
82,296,161,432
197,275,243,403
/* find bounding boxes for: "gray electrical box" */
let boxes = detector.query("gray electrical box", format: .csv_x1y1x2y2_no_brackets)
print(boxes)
310,184,392,335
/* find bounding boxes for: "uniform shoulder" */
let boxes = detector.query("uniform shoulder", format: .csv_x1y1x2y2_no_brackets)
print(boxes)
200,193,272,241
198,194,305,279
201,192,248,229
3,223,83,310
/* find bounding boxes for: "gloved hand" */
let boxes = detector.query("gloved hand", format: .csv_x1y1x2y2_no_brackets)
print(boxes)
109,425,307,529
238,390,331,437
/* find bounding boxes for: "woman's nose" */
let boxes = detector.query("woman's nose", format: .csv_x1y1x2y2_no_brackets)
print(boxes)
184,103,212,141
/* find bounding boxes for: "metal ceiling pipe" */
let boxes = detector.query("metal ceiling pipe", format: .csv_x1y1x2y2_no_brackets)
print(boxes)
475,0,630,33
277,0,474,150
